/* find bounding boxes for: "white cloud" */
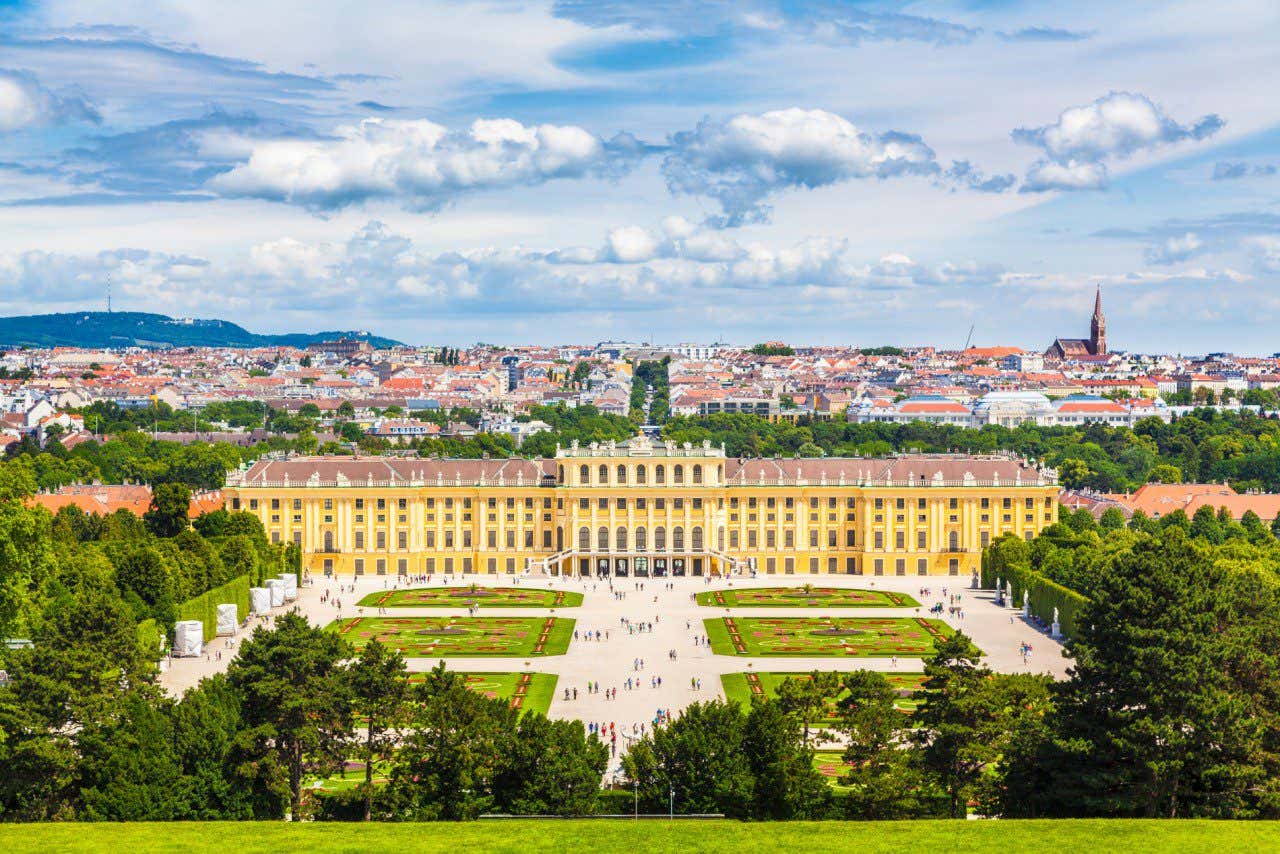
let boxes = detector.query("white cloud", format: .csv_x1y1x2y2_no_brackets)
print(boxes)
1144,232,1203,265
1245,236,1280,274
1015,92,1224,192
662,108,940,226
0,69,98,132
209,117,637,211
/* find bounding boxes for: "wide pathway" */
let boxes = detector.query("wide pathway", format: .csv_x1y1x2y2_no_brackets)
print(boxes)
161,573,1067,739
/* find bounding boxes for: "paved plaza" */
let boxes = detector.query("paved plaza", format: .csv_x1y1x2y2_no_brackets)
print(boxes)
160,571,1068,777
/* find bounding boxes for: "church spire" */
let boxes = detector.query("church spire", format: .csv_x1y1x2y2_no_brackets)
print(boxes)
1090,284,1106,355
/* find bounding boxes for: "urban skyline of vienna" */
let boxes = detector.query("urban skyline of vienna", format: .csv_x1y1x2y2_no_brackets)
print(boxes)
2,3,1278,351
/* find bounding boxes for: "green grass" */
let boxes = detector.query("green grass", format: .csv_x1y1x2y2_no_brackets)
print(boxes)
329,616,575,657
705,616,958,657
697,587,920,608
357,586,583,609
404,671,558,717
721,671,925,717
2,820,1278,853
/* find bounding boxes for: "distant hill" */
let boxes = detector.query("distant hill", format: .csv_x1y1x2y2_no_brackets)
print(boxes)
0,312,403,350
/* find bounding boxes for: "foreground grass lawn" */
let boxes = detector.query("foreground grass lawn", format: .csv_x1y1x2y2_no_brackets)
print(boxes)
3,820,1278,854
705,616,957,657
329,616,575,656
697,586,920,608
722,671,925,716
358,586,583,609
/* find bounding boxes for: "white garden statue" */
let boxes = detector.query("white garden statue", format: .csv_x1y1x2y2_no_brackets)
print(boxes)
1051,607,1062,639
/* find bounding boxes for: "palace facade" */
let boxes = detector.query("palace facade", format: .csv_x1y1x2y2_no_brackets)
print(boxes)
224,434,1059,579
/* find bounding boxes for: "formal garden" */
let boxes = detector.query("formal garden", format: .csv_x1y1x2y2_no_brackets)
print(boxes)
408,670,558,716
696,586,919,608
722,671,926,716
329,616,575,656
704,617,958,657
357,586,583,609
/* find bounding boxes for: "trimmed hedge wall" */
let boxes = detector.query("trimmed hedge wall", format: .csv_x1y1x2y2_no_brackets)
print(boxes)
136,618,162,659
176,574,251,642
982,537,1090,640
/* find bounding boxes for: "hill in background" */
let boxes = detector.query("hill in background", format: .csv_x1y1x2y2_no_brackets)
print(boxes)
0,312,403,349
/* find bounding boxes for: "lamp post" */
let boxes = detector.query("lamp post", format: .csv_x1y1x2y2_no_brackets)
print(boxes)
669,783,674,820
633,779,638,819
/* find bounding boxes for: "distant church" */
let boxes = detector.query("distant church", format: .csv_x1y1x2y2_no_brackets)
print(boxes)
1045,286,1107,360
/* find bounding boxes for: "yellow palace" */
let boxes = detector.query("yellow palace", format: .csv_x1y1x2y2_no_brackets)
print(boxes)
225,433,1059,579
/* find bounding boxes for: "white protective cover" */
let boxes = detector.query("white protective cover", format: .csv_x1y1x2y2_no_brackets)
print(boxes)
280,573,298,601
173,620,204,657
249,587,271,614
266,579,284,607
215,603,238,636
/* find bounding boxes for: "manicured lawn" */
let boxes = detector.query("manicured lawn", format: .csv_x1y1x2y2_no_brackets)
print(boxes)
722,671,925,717
330,616,575,656
704,616,959,657
358,586,583,609
697,586,919,608
5,820,1279,853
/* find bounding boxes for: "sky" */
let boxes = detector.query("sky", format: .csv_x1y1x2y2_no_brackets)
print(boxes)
0,1,1278,352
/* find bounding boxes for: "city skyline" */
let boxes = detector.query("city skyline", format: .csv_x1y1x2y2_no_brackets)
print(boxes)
1,2,1279,350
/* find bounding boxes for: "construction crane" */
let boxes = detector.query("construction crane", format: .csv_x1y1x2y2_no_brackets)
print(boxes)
963,324,975,351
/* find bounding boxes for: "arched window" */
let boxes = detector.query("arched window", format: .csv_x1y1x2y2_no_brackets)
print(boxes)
948,531,959,551
616,526,628,551
655,464,665,484
635,526,647,551
617,464,627,484
556,527,564,551
579,527,590,550
673,526,685,550
598,526,610,551
579,464,589,483
691,526,703,550
717,527,725,551
655,526,667,550
692,464,702,484
557,465,564,484
598,464,608,484
323,531,334,551
637,466,647,484
674,465,684,484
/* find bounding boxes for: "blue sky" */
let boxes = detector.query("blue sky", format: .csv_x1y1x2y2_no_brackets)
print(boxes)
0,0,1278,351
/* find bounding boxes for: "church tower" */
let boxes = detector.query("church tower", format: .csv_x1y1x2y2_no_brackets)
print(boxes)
1090,285,1106,355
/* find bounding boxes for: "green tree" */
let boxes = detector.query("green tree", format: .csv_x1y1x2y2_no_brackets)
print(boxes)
227,614,352,820
1148,463,1183,484
838,670,935,818
144,482,191,538
347,639,409,821
1099,506,1127,531
391,663,516,820
336,401,355,418
621,700,754,817
492,713,608,816
741,698,831,819
1016,529,1278,818
776,671,838,748
911,632,992,818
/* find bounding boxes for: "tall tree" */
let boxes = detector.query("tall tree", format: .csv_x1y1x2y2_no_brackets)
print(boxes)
227,613,352,820
837,670,934,819
776,670,838,748
492,713,608,816
741,698,831,819
347,639,409,820
390,662,516,820
144,482,191,538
